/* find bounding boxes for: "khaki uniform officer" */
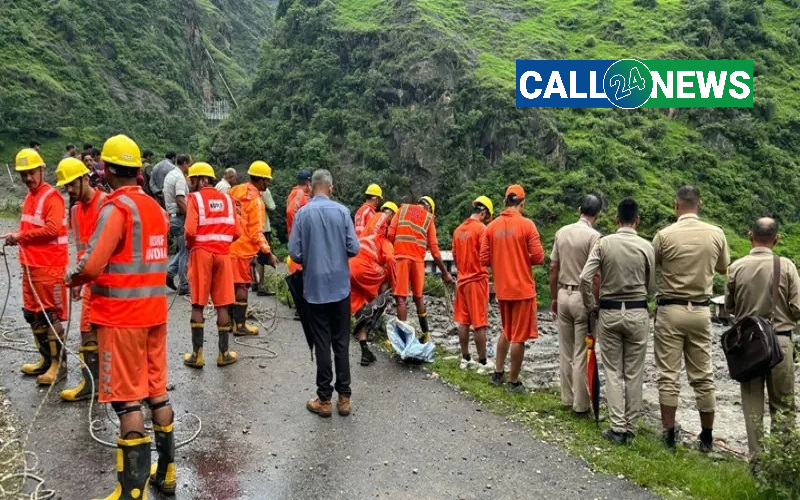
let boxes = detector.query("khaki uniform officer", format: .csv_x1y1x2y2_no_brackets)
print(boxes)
580,198,655,445
725,218,800,458
652,186,729,452
549,194,602,417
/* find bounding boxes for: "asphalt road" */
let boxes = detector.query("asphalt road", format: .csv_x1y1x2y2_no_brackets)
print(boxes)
0,233,655,499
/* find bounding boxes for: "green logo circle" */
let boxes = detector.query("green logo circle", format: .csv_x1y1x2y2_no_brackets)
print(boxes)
603,59,652,109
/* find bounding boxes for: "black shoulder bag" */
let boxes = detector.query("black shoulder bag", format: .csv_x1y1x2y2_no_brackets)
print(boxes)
721,256,784,383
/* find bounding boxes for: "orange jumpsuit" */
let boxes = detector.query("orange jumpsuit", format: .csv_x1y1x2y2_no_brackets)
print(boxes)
229,183,271,284
350,234,397,314
18,182,69,320
184,187,241,306
388,204,441,299
452,217,489,329
68,185,169,403
286,186,309,275
480,209,545,342
363,211,393,237
354,203,377,238
71,189,108,333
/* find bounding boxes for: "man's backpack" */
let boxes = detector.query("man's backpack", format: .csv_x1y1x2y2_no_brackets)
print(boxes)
721,256,784,383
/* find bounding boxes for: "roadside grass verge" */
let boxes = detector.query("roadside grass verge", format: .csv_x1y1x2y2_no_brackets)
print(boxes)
430,356,762,500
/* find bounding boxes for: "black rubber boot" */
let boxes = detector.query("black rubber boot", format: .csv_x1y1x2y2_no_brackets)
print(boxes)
231,302,259,336
60,343,99,401
360,347,377,366
36,333,67,385
418,313,430,343
94,436,151,500
183,323,205,368
217,324,238,366
21,328,51,376
150,423,176,495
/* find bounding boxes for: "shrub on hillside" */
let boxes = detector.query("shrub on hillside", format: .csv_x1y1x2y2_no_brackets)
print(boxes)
752,413,800,499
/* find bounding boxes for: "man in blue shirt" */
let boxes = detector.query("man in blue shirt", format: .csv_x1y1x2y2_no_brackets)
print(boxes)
289,169,360,418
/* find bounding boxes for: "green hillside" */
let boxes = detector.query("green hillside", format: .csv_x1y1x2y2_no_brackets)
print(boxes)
207,0,800,261
0,0,273,163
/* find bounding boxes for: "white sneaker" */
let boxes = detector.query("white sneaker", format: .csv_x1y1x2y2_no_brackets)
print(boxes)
475,362,490,374
459,358,470,370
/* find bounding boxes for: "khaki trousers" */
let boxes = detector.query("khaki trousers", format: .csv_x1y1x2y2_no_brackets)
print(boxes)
740,335,795,457
654,304,715,412
598,308,649,433
557,288,589,412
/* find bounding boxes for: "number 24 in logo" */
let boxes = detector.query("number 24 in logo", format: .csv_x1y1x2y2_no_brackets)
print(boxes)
610,67,646,99
603,59,652,109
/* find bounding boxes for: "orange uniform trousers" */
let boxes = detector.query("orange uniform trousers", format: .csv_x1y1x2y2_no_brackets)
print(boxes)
231,255,253,285
454,279,489,329
394,258,425,298
499,299,538,343
22,266,68,321
97,323,168,403
350,258,388,314
188,248,235,307
80,285,93,333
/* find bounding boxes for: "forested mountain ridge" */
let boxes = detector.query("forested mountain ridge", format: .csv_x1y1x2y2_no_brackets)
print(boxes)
206,0,800,259
0,0,274,162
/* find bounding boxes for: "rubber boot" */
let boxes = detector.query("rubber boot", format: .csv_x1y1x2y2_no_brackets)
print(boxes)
60,343,99,402
418,313,431,343
94,436,151,500
217,324,238,366
183,323,205,368
36,336,67,386
150,422,176,495
21,328,51,376
231,302,259,336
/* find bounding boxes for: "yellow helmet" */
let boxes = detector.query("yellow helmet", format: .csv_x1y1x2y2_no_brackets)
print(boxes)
365,184,383,198
248,160,272,179
56,157,90,186
419,196,436,214
472,195,494,218
15,148,45,171
381,201,399,214
100,134,142,168
187,162,216,180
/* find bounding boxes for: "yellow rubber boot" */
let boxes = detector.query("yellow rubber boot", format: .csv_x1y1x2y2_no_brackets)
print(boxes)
21,328,51,376
94,436,151,500
60,344,99,401
150,422,176,495
217,324,238,366
231,302,259,336
36,337,67,386
183,323,205,368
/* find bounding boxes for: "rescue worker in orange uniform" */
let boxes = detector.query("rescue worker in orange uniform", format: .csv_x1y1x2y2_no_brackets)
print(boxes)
363,201,398,237
65,135,176,497
349,211,397,366
480,185,545,394
56,157,107,401
286,169,312,277
183,162,242,367
354,184,383,237
2,148,69,386
453,196,493,371
388,196,453,342
229,161,278,335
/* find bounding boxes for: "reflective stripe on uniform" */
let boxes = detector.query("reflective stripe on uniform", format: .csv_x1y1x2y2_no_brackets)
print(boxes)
196,234,234,242
90,285,165,298
106,261,169,274
193,191,235,226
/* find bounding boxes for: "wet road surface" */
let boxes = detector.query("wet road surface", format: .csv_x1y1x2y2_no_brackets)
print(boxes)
0,238,655,499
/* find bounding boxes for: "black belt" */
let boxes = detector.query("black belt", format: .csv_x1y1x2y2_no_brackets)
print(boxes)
657,298,710,307
776,331,793,337
560,284,579,291
599,300,648,310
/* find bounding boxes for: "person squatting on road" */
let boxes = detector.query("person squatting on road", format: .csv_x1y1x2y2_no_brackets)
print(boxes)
580,198,656,445
725,217,800,459
481,185,545,394
56,157,107,401
452,195,493,371
2,148,70,386
65,135,176,498
228,161,278,336
183,162,243,368
653,185,730,452
289,169,360,418
349,201,397,366
354,183,383,237
388,195,453,343
549,194,602,419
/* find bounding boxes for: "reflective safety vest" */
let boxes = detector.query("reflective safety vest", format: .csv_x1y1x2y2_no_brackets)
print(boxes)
364,211,392,237
71,189,108,261
286,186,308,237
354,203,376,237
19,182,68,267
90,188,169,327
393,204,432,260
191,188,236,254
